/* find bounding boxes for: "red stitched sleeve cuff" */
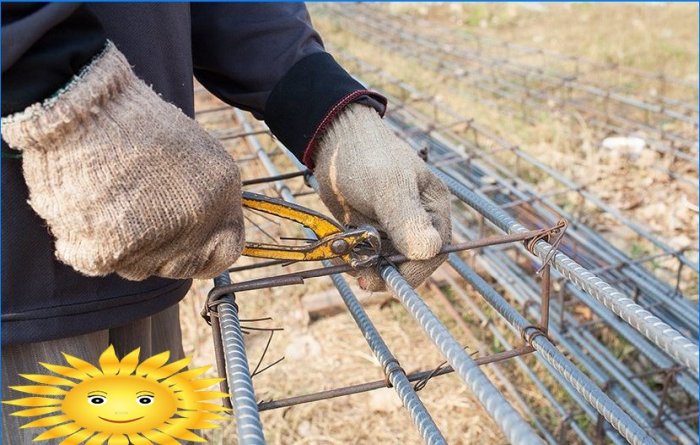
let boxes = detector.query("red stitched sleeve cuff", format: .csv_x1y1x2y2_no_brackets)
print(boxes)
301,90,386,168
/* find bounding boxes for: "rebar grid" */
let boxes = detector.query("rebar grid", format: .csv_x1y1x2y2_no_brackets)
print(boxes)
380,265,546,445
321,41,697,326
374,74,697,432
198,104,575,443
458,228,699,444
360,6,697,106
215,109,557,443
274,132,671,444
325,48,699,312
445,257,657,445
314,52,697,397
257,116,685,443
192,13,698,440
320,49,698,268
321,5,698,158
319,6,698,188
319,38,699,439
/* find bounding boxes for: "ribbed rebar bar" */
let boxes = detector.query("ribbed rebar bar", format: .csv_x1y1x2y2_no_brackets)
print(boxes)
327,273,448,445
434,168,699,376
213,272,267,445
380,265,545,445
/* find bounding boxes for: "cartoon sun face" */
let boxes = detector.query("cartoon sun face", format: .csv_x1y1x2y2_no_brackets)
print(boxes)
62,374,178,435
3,346,229,444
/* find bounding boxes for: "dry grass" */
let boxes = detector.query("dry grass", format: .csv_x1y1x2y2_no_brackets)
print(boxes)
376,3,698,81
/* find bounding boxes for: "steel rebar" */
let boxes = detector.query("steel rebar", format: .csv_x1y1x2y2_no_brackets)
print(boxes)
448,256,659,445
213,272,267,445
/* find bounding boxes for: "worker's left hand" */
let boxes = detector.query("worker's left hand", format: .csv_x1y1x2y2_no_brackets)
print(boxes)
313,103,452,291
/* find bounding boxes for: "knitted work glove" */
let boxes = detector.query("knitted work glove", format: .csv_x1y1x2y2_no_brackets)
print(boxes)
1,42,244,281
314,104,452,291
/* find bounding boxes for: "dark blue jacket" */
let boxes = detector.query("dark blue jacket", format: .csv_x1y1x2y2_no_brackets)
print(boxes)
1,2,385,345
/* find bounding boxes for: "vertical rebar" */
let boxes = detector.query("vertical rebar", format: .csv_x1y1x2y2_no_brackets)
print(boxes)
214,272,267,445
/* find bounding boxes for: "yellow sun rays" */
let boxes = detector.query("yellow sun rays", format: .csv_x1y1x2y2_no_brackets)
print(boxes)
3,345,229,444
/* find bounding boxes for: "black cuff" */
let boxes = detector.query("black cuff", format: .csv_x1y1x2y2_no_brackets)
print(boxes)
264,52,386,168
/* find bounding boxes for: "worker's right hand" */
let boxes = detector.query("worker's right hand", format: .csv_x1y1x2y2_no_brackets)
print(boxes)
1,41,245,281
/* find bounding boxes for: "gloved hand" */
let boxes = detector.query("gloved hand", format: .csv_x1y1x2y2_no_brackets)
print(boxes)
314,103,452,291
1,42,244,281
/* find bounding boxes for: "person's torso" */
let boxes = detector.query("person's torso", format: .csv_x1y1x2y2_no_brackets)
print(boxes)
88,3,195,115
2,3,196,345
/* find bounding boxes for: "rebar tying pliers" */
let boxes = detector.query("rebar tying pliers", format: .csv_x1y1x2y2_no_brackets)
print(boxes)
241,191,381,268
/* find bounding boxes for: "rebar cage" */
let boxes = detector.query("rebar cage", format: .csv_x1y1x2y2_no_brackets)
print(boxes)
192,6,698,444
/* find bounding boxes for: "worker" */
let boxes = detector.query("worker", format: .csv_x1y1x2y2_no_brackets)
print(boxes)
1,4,451,442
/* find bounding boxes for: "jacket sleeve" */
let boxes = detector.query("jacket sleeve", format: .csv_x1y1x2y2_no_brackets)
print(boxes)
1,3,106,117
190,3,386,167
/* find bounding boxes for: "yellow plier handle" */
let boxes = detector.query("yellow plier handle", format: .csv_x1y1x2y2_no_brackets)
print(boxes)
241,191,381,267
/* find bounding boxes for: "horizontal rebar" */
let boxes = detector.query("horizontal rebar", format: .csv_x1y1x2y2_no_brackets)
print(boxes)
257,346,533,412
210,230,555,298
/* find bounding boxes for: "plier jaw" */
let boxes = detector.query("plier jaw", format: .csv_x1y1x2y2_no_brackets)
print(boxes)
344,225,381,268
241,192,381,268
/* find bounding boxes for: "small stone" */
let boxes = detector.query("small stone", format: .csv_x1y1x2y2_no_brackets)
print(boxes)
601,136,646,160
297,420,311,437
368,389,403,413
284,334,321,361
